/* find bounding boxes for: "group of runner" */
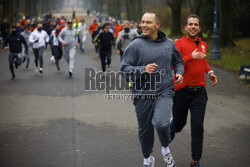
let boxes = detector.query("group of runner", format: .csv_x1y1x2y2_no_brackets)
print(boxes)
1,14,88,79
1,12,143,79
1,10,218,167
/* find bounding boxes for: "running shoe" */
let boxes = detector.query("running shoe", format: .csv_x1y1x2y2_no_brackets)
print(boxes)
190,160,200,167
162,152,176,167
143,156,155,167
39,68,43,74
69,71,72,78
11,75,16,80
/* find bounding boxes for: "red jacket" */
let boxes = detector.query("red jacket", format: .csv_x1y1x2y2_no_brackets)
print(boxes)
174,35,211,91
114,24,123,38
88,23,98,34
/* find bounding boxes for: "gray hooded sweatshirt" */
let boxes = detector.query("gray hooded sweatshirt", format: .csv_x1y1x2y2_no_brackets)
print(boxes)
120,31,184,98
58,26,77,50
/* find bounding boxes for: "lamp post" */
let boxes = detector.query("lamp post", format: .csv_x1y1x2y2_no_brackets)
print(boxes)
15,0,19,22
210,0,221,59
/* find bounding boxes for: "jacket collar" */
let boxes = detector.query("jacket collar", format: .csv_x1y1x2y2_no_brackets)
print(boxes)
183,35,202,42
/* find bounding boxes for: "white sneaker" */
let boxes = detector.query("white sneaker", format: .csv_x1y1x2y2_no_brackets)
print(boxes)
162,153,175,167
106,67,111,72
143,156,155,167
50,56,55,63
35,67,38,72
39,68,43,74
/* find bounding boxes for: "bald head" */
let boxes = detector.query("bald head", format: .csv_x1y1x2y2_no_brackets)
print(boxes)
143,12,160,24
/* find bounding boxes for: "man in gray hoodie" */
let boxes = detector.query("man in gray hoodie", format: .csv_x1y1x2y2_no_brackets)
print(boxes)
120,12,184,167
58,20,78,77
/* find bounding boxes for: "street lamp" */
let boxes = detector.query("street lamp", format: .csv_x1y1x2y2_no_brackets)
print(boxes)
210,0,221,59
16,0,19,22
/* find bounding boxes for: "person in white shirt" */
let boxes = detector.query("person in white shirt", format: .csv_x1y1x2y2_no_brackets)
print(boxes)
58,20,78,77
29,22,49,73
78,19,87,53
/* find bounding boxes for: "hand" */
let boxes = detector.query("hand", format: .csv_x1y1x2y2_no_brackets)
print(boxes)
4,46,8,51
175,74,183,85
145,63,158,73
209,72,217,86
63,42,67,46
119,35,123,40
75,43,79,47
192,48,206,59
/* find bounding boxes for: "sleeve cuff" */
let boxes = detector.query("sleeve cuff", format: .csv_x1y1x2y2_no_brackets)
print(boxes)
207,70,214,75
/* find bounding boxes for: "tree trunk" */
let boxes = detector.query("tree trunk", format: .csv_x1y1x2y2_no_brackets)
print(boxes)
194,0,203,16
3,0,15,23
167,0,183,35
219,0,234,48
126,0,142,21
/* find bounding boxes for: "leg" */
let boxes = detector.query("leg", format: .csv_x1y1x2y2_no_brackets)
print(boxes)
120,50,123,61
79,34,83,52
189,88,207,161
38,47,44,68
152,95,173,147
26,49,31,68
53,46,60,70
134,98,155,158
99,50,106,72
106,50,112,66
58,46,63,60
69,48,75,73
172,89,189,133
33,48,39,67
8,53,15,77
63,48,70,64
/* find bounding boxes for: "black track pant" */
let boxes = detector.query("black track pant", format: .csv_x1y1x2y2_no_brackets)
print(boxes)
173,87,207,161
99,49,111,72
33,47,44,68
8,53,21,76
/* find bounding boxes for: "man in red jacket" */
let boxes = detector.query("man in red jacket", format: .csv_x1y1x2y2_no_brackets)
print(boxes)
88,19,98,35
172,14,217,167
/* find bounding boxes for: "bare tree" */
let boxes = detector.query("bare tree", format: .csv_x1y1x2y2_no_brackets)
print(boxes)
167,0,183,35
219,0,234,47
126,0,142,21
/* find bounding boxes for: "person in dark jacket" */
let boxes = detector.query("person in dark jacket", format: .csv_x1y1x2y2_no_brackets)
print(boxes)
94,23,114,72
4,26,28,80
1,18,10,45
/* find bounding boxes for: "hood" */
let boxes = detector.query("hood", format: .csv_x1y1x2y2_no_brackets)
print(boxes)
135,30,167,42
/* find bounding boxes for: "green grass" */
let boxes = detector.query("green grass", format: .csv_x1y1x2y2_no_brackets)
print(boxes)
207,38,250,72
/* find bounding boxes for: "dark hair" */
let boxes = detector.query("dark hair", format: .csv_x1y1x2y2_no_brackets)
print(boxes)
37,21,43,25
143,10,160,23
102,23,109,29
12,25,17,29
185,14,200,26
